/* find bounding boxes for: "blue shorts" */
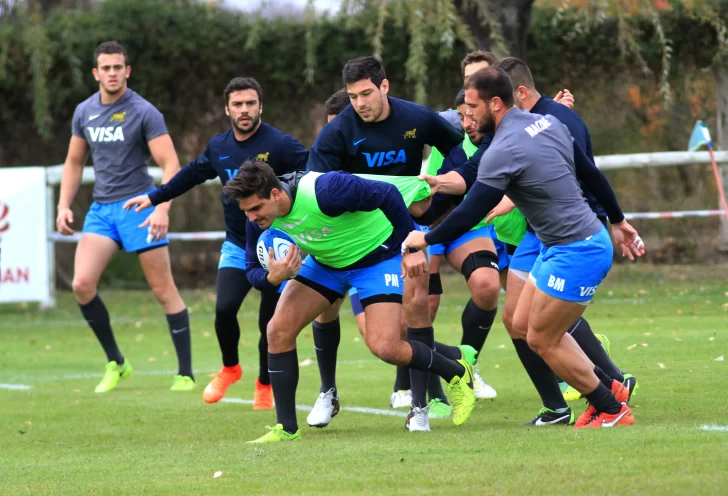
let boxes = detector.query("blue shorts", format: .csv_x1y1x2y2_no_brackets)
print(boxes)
509,230,542,274
348,287,364,316
297,255,403,306
218,241,246,270
82,190,169,253
529,226,613,303
430,225,510,271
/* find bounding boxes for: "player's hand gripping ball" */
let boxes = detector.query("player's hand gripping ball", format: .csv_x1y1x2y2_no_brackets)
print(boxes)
257,228,303,278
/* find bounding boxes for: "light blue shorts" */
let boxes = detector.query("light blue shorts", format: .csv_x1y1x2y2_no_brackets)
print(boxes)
218,240,246,270
430,225,509,271
509,230,542,274
296,254,403,305
529,226,613,303
83,189,168,253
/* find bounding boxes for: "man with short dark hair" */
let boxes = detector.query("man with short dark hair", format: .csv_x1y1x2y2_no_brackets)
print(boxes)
221,161,476,442
307,56,466,431
405,66,645,429
325,88,351,121
125,76,308,409
57,40,194,394
490,56,639,406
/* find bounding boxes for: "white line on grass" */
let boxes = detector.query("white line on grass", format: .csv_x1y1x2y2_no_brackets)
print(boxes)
0,383,33,390
700,425,728,432
221,397,407,417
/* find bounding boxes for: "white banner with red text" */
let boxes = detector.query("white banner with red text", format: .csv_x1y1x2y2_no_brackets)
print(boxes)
0,167,49,303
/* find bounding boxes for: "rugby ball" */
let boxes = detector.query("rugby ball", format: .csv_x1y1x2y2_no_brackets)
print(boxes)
256,228,302,278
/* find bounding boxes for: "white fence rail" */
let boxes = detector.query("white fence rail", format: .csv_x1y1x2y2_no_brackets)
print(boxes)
1,151,726,308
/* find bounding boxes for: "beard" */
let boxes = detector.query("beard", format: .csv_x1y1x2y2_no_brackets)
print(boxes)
232,113,261,135
478,112,496,134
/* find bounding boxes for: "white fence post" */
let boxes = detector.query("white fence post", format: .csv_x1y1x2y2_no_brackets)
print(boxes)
42,170,56,309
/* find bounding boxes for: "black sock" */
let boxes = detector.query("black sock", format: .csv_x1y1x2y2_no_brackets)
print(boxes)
312,317,341,393
584,382,622,414
427,373,448,403
80,295,124,365
461,299,497,356
393,366,410,391
257,290,280,386
433,341,461,360
512,338,568,411
570,318,624,382
166,309,193,379
214,268,252,367
406,327,433,408
268,349,299,433
407,340,464,383
593,366,613,389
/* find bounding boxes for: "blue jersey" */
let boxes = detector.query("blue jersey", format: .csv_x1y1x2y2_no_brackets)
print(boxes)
245,171,413,291
307,96,462,177
148,122,308,249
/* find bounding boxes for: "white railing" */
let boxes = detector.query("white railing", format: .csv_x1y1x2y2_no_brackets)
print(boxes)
35,150,728,307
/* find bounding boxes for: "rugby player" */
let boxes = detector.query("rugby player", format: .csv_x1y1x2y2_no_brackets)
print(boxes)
124,77,308,408
405,67,644,428
222,162,476,442
57,41,193,393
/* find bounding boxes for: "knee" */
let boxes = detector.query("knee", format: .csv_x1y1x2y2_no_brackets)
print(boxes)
368,340,399,365
149,278,179,306
525,329,553,357
215,296,238,319
469,270,500,309
266,317,290,351
72,276,96,302
509,312,529,341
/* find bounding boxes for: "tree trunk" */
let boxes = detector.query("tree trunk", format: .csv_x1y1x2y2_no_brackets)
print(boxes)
453,0,534,60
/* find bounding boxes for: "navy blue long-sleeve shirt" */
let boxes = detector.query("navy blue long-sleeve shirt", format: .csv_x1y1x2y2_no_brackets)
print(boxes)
245,171,414,291
530,96,606,220
148,123,308,249
307,97,463,176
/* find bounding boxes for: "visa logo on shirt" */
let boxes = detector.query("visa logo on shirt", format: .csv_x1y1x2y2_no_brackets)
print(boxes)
363,150,407,168
88,126,125,142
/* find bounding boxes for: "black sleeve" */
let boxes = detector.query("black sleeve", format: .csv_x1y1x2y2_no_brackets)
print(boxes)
316,172,414,244
280,134,310,173
412,192,458,226
572,140,625,224
424,182,504,246
245,220,280,292
148,147,217,205
306,126,346,172
453,143,489,192
427,109,463,155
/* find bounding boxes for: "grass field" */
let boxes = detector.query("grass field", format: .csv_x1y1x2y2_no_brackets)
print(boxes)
1,264,726,495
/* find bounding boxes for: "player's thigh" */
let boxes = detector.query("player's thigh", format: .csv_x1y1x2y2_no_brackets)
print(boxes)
363,302,403,361
269,279,334,351
138,245,176,292
215,267,252,315
526,286,587,353
72,233,119,296
315,297,344,324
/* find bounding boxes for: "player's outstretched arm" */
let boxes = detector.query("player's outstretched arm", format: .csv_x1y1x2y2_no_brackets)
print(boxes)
572,141,645,260
142,134,182,241
404,181,505,252
56,136,89,235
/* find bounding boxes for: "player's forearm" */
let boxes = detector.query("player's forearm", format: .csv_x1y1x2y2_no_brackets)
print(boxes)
154,159,181,212
414,192,456,225
377,186,415,242
436,171,467,195
148,163,203,206
425,182,503,246
57,162,84,209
